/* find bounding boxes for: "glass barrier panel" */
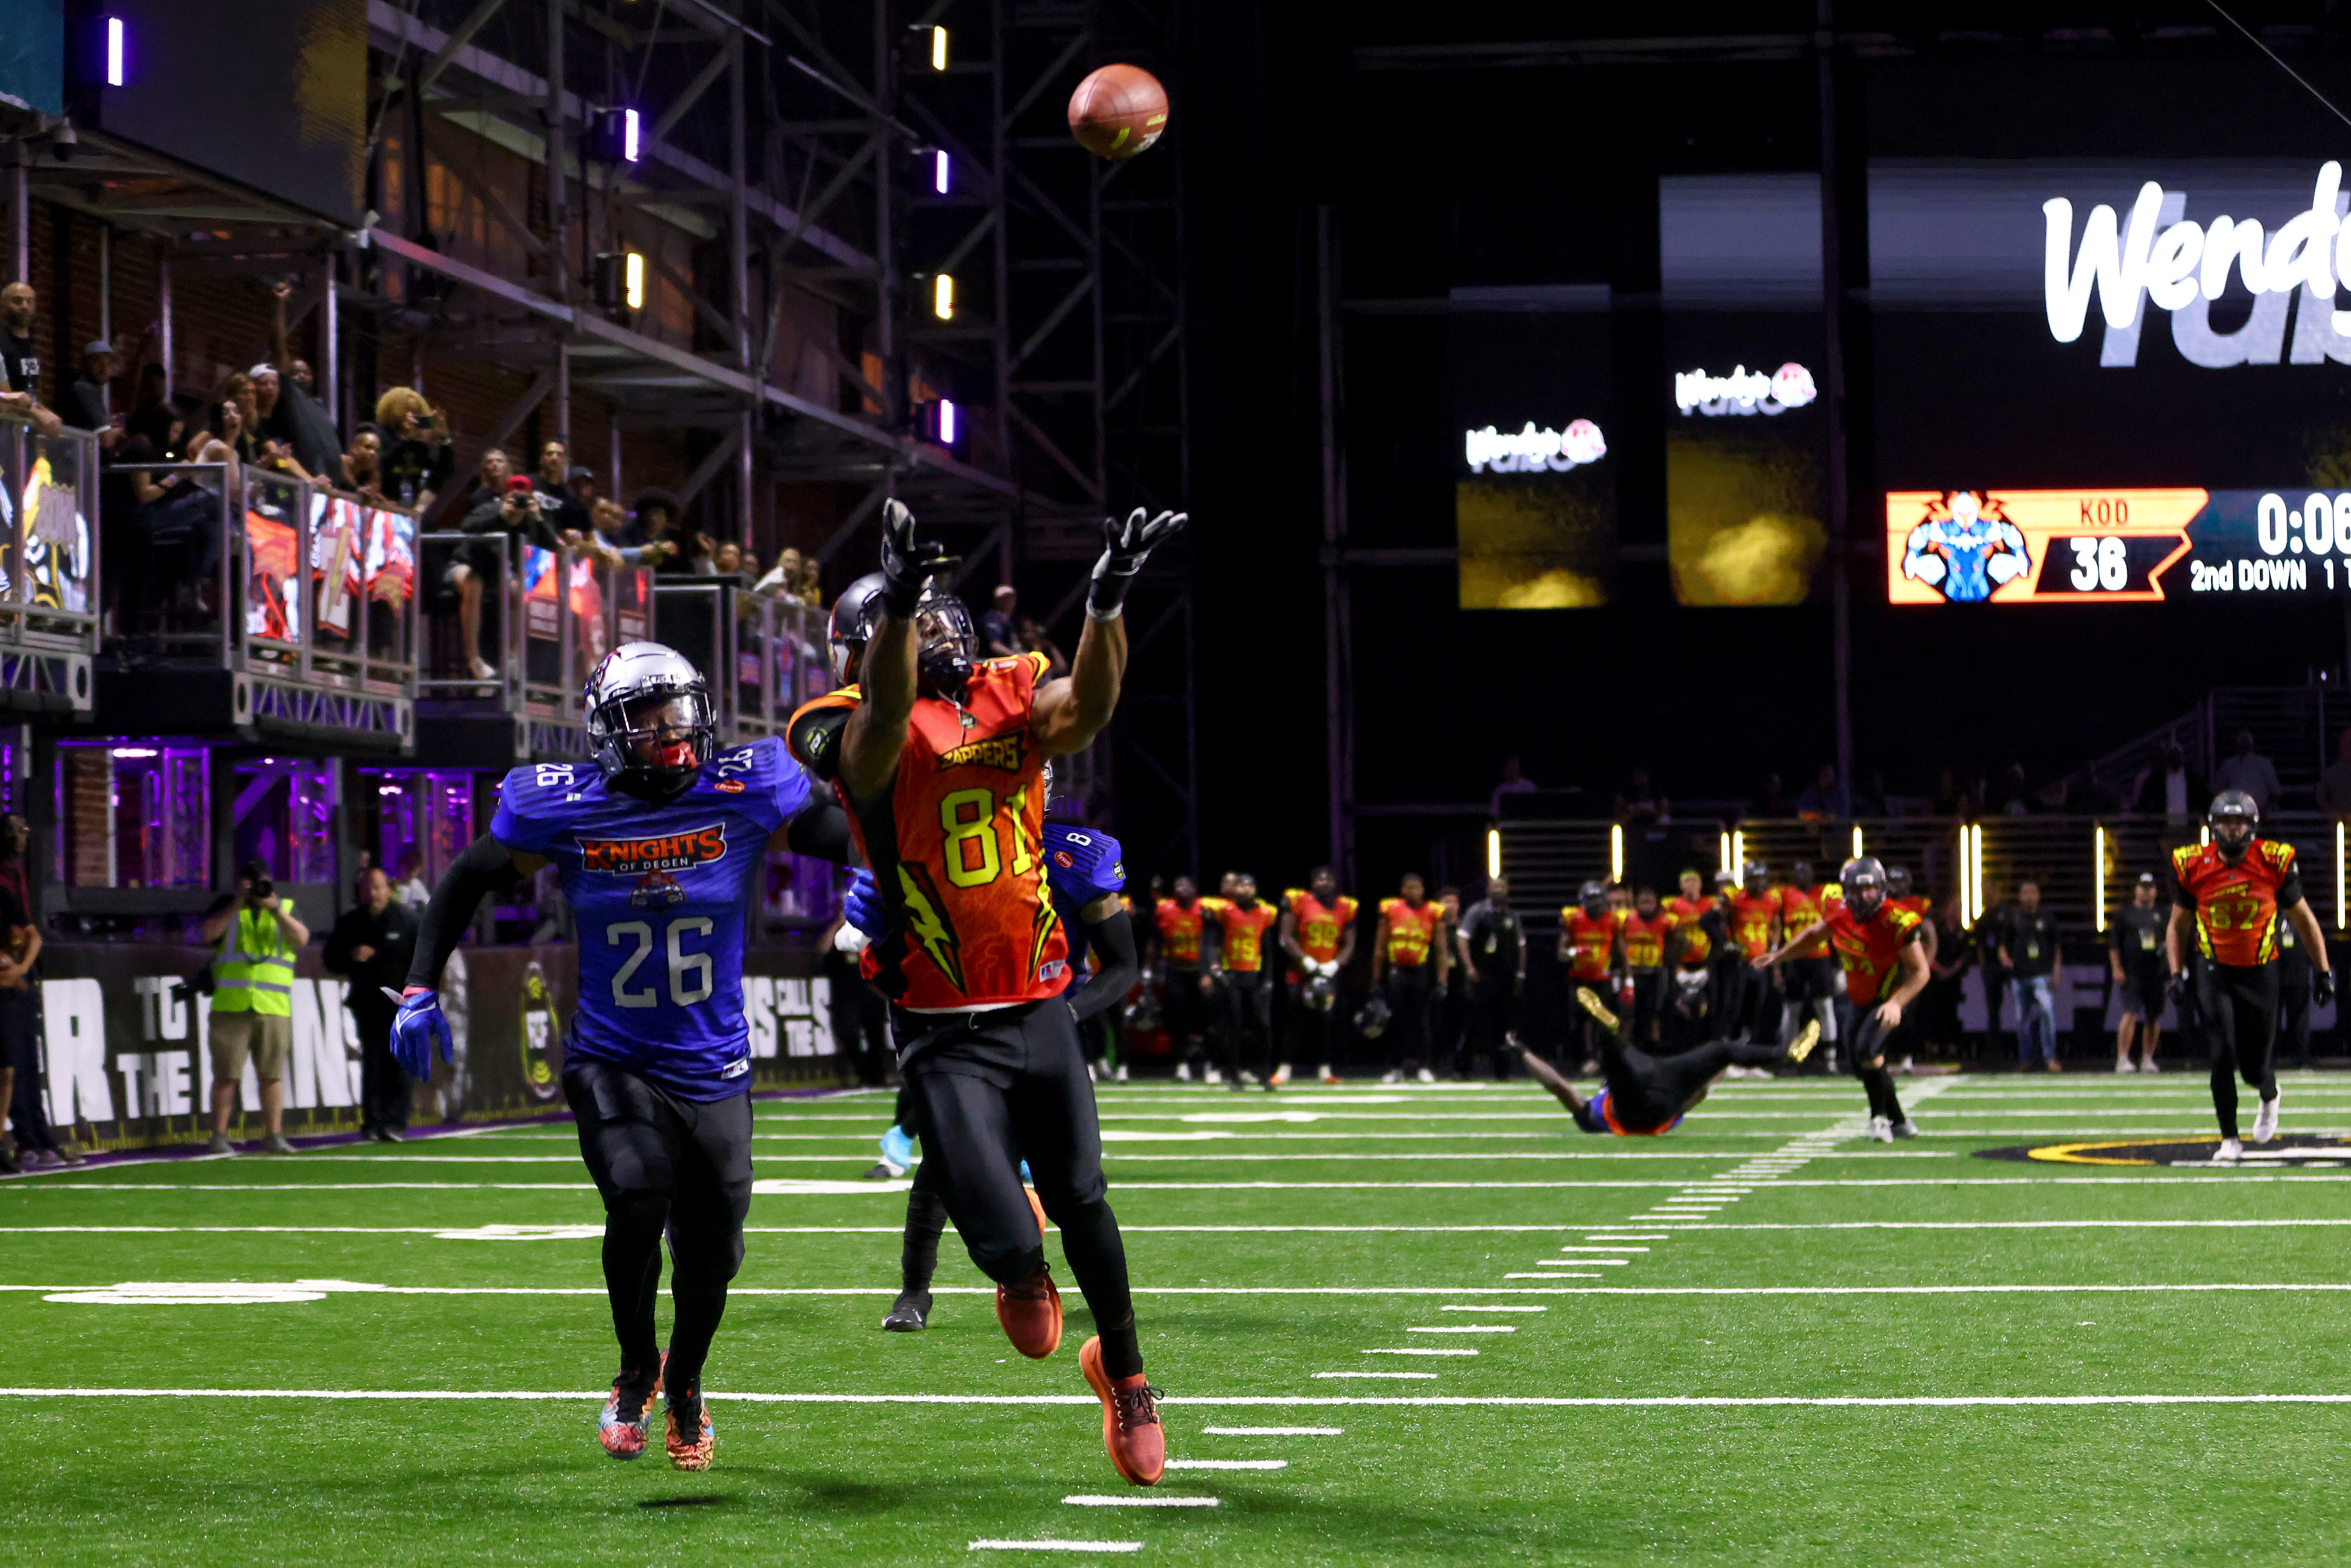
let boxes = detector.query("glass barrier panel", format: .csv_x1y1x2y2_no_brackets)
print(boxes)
417,529,507,694
19,425,97,619
571,549,611,678
653,582,726,726
361,500,418,678
521,542,565,700
243,470,306,651
734,589,769,731
310,491,365,656
612,563,652,645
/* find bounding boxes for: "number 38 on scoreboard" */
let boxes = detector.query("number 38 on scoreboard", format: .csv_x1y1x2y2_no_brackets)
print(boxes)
1884,487,2351,606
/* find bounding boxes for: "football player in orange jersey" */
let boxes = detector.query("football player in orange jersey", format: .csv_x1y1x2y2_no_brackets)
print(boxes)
788,498,1180,1485
2167,791,2334,1160
1617,886,1673,1043
1373,873,1449,1083
1661,867,1717,1047
1756,857,1926,1140
1208,873,1281,1090
1558,879,1624,1073
1721,862,1780,1043
1280,867,1357,1084
1150,876,1219,1081
1774,861,1841,1068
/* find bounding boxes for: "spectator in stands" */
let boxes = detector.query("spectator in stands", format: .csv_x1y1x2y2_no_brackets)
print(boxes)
1016,616,1067,677
1854,770,1889,817
449,447,545,680
2319,730,2351,822
2213,729,2282,813
1796,762,1850,820
125,361,174,453
66,340,119,448
1997,879,2060,1072
632,487,682,550
188,397,248,487
529,440,589,536
1991,762,2034,815
1615,768,1668,825
0,281,60,437
375,388,453,514
796,553,825,607
1490,754,1537,819
2130,742,2202,823
580,495,662,569
982,585,1019,657
343,423,384,498
1753,770,1788,816
753,545,803,599
267,281,344,477
712,539,745,577
201,859,310,1155
323,866,419,1143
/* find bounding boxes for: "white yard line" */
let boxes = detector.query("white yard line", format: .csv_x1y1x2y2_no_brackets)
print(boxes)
969,1542,1140,1554
1063,1496,1219,1507
1201,1426,1343,1435
1164,1459,1287,1470
5,1386,2349,1410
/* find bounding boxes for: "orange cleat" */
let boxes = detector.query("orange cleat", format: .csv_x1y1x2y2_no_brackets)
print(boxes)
996,1264,1063,1358
596,1360,663,1460
664,1391,714,1472
1025,1185,1049,1238
1080,1335,1164,1486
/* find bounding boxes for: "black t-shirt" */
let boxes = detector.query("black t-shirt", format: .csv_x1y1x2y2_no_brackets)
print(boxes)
1458,900,1522,973
0,330,38,399
2110,904,2169,970
2276,913,2313,975
0,877,27,934
2005,910,2059,978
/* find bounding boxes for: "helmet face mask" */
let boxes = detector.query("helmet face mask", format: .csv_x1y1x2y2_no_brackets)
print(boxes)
1840,855,1888,919
912,589,975,698
1579,878,1608,917
584,642,716,795
2209,790,2259,859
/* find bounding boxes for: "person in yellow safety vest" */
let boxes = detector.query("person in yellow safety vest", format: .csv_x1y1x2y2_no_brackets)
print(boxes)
201,857,310,1155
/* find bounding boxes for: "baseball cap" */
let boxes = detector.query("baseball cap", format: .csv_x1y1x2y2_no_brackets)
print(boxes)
84,339,114,357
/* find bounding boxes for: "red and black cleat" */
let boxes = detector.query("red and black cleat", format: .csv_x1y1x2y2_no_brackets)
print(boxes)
597,1362,663,1460
996,1264,1063,1359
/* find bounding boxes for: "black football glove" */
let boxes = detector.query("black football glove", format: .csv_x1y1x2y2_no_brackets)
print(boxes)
877,498,955,616
2317,970,2337,1009
2165,970,2193,1009
1086,507,1187,620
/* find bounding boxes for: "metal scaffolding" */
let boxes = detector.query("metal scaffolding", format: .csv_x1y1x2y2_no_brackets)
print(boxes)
3,0,1198,865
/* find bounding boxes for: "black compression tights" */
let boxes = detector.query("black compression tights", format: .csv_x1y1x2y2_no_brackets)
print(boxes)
2198,962,2280,1139
1844,1011,1908,1124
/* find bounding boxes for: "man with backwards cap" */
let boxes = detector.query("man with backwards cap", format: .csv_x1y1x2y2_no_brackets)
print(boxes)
2109,871,2170,1074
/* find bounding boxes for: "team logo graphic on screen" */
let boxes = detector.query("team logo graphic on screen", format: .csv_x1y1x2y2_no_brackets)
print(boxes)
580,825,727,874
1898,491,2032,603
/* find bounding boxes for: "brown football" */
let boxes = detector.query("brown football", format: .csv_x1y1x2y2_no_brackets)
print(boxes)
1067,64,1169,162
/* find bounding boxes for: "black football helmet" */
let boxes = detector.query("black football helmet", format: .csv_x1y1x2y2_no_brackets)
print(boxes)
1886,865,1914,899
2209,789,2259,860
826,571,976,698
1578,878,1609,917
1839,855,1889,919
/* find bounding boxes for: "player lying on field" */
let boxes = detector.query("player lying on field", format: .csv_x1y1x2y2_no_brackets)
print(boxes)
1517,987,1816,1136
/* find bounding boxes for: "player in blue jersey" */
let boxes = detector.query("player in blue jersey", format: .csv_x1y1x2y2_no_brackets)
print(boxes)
1520,987,1817,1136
390,642,852,1472
847,769,1140,1332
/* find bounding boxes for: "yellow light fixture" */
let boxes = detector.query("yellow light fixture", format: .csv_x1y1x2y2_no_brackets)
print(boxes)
932,273,954,320
1486,827,1500,882
1609,824,1623,882
2094,823,2107,934
1732,830,1746,887
1851,824,1864,860
623,251,644,310
930,26,949,70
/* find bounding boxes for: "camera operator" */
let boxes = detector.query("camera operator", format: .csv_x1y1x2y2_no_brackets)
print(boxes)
323,865,419,1142
200,858,310,1155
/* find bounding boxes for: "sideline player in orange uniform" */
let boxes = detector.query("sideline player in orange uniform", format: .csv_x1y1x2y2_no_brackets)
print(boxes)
2167,791,2334,1160
1773,862,1835,1061
1662,867,1717,1046
1618,887,1674,1043
1722,864,1780,1043
1150,877,1218,1080
1280,867,1357,1084
1373,873,1447,1083
788,498,1181,1484
1756,856,1927,1142
1208,874,1281,1090
1558,879,1624,1072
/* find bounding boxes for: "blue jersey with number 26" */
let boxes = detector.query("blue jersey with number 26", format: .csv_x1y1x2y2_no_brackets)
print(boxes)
491,737,814,1100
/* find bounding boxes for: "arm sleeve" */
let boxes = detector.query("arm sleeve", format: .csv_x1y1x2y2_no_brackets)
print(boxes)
2279,869,2305,909
1067,910,1139,1023
403,835,525,989
786,796,855,865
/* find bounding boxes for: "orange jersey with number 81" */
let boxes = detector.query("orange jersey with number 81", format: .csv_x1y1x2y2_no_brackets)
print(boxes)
2171,839,2301,967
789,653,1068,1010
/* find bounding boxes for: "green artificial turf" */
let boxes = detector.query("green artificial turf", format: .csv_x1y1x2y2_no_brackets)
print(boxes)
6,1070,2351,1565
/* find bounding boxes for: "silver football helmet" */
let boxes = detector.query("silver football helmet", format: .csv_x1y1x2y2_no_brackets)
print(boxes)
583,641,716,794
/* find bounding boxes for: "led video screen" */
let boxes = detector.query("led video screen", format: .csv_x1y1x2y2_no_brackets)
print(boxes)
1449,306,1615,609
1659,177,1830,606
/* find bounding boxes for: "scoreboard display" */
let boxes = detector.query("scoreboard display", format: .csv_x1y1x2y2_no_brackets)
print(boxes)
1886,488,2351,604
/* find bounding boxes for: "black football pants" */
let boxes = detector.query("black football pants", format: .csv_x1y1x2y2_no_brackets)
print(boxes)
1835,1001,1912,1126
1383,964,1435,1071
1221,970,1274,1081
1597,1028,1787,1130
2197,960,2280,1139
563,1058,753,1403
898,999,1144,1378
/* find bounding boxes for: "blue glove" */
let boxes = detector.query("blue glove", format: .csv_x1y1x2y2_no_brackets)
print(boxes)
388,988,453,1079
846,868,885,940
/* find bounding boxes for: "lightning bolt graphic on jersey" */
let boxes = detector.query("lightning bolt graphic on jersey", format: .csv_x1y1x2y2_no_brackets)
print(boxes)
895,859,966,994
1028,893,1063,985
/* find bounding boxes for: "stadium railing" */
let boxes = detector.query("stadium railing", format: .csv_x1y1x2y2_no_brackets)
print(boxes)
98,460,419,752
1496,812,2351,949
651,577,828,742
